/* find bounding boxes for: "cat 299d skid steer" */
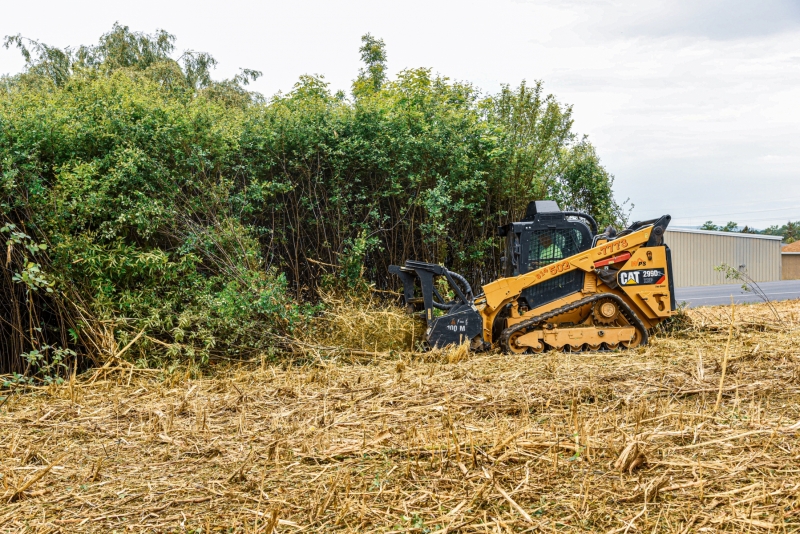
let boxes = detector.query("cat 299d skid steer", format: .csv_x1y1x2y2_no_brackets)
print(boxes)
389,201,675,353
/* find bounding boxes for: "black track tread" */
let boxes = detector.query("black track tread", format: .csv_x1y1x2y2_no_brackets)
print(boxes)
499,293,649,354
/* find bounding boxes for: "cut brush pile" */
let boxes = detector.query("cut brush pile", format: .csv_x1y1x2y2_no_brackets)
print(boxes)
291,292,419,356
1,300,800,533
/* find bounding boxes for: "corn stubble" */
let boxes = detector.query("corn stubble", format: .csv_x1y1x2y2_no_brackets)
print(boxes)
1,301,799,532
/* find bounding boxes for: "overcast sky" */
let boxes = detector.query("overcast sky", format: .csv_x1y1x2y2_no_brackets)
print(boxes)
2,0,799,228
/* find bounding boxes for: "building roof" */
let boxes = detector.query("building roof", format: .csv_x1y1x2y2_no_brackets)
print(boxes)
783,241,800,253
665,227,783,241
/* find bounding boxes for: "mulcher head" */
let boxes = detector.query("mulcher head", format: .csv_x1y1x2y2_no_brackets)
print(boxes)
388,261,483,349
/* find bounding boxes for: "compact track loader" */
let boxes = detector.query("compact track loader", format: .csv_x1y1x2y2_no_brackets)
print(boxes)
390,201,675,353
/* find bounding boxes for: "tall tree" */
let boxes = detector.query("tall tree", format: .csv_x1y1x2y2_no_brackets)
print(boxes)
354,33,387,95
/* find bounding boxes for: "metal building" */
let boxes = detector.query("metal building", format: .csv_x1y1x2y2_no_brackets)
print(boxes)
663,228,783,287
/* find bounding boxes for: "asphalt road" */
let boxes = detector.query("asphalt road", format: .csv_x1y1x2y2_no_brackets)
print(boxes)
674,279,800,308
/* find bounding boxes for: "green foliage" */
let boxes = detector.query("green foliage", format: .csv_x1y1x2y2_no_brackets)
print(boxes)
354,33,387,95
20,345,75,385
714,263,782,323
79,24,178,72
762,221,800,243
3,34,74,87
3,23,254,95
700,221,739,232
702,220,799,243
0,223,72,378
0,25,625,369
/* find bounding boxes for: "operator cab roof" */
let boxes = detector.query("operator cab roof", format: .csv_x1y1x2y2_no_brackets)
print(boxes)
522,200,560,221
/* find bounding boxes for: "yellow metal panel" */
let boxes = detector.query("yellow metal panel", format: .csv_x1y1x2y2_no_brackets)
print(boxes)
617,246,672,319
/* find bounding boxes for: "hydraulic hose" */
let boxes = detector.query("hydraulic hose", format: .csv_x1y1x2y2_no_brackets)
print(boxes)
448,270,474,302
431,269,474,310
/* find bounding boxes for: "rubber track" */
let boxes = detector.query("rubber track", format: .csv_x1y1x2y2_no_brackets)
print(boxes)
499,293,649,354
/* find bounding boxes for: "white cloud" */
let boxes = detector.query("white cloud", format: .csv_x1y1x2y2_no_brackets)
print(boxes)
544,0,800,40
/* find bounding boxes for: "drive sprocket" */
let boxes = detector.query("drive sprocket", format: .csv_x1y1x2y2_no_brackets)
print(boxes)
593,298,620,326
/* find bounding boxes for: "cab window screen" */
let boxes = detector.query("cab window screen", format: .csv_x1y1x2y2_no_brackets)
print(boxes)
526,228,584,271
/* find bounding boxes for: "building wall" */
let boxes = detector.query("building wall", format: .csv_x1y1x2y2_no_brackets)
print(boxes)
664,229,782,287
783,254,800,280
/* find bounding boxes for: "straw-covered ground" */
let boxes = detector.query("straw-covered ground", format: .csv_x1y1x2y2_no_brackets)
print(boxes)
2,300,800,533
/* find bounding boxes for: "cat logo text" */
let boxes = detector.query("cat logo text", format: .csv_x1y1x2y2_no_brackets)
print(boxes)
618,268,666,286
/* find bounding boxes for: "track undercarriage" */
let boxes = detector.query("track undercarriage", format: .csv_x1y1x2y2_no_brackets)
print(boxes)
499,293,647,354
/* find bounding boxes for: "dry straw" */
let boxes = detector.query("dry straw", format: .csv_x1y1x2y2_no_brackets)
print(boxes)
1,299,799,532
292,291,419,356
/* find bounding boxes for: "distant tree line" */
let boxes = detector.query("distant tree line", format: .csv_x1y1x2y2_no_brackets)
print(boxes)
0,25,626,373
700,220,799,243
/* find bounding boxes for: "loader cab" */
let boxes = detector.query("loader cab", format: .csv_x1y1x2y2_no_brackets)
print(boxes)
499,201,596,277
498,200,596,308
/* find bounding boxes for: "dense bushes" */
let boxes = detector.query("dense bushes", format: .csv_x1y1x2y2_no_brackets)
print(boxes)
0,26,626,374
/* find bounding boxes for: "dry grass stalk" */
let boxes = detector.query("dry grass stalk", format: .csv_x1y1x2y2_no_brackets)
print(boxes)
4,451,69,503
0,300,798,532
614,441,647,474
713,299,735,413
496,483,534,524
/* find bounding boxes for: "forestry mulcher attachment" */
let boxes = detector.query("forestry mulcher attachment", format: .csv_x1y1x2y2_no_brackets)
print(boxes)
390,201,675,353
